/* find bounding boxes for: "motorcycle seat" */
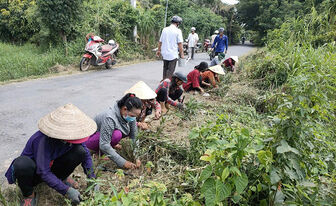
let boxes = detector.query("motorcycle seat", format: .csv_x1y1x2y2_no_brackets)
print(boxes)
101,45,113,53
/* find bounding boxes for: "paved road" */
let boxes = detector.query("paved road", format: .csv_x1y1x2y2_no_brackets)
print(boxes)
0,45,254,183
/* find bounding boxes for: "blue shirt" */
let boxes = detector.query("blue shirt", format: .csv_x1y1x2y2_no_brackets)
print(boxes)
5,131,95,195
212,35,228,53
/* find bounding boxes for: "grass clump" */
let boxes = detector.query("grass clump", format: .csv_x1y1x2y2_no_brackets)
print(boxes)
0,43,76,82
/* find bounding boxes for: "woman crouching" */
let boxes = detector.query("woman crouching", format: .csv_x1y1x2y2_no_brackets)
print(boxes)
5,104,98,205
85,93,142,170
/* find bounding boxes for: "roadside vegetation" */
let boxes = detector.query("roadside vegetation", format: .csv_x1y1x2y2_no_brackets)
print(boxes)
0,0,240,82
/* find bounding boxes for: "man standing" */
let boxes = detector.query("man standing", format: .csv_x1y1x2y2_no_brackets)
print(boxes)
211,28,228,62
187,27,199,60
156,16,184,80
211,30,219,45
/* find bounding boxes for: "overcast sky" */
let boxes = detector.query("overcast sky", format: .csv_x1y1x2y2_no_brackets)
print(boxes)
221,0,239,5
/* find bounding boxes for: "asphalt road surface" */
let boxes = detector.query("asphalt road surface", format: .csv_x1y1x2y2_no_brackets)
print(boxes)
0,45,255,183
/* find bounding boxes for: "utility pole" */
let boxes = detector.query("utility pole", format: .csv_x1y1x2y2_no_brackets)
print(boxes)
164,0,169,28
131,0,137,42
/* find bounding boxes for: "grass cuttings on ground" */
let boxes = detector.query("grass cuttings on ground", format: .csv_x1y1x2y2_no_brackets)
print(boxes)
1,67,261,205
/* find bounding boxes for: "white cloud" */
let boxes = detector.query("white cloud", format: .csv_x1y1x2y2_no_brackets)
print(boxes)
221,0,239,5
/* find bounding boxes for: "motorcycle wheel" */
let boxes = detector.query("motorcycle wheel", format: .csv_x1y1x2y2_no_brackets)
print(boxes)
105,54,116,69
80,57,90,71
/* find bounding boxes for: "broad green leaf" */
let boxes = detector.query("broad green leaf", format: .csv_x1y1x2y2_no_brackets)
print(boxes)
257,150,273,166
201,178,216,206
215,179,231,202
200,155,212,162
276,140,291,153
276,140,300,155
230,167,241,176
257,183,263,192
221,167,230,181
200,165,213,182
232,193,242,203
234,173,248,194
270,170,281,184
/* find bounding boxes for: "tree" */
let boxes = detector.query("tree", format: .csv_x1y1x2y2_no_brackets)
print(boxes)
36,0,83,55
0,0,40,43
236,0,327,45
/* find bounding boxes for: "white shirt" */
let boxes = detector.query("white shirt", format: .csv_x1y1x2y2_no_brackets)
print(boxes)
211,34,217,44
159,24,183,61
187,33,199,47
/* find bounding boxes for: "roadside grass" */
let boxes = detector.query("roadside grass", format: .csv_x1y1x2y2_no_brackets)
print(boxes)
0,42,157,83
0,42,77,82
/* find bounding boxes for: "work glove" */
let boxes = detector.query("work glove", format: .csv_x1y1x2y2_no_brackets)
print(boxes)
66,187,81,205
94,184,100,192
177,103,185,110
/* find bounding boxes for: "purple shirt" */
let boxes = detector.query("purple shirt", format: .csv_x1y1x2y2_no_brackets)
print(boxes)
5,131,95,195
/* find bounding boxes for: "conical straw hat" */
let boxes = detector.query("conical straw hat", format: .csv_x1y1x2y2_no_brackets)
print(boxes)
231,56,239,63
125,81,157,100
38,104,97,141
209,65,225,75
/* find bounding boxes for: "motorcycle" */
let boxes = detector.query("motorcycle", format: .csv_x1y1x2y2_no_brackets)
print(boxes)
80,36,119,71
195,42,202,53
203,39,211,52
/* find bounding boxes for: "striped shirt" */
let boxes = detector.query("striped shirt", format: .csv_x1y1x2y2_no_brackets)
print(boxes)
155,79,182,106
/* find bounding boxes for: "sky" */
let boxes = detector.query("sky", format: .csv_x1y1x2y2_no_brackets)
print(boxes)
221,0,239,5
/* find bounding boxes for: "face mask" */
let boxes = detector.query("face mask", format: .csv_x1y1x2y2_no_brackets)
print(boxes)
124,115,136,122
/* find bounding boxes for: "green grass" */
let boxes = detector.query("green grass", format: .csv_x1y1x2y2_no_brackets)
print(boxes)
0,43,77,82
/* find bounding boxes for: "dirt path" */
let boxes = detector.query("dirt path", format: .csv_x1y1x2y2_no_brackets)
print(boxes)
0,45,255,183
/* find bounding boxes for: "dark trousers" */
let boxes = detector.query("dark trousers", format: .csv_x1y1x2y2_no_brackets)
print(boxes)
189,47,195,59
163,58,178,80
156,87,183,102
12,144,86,197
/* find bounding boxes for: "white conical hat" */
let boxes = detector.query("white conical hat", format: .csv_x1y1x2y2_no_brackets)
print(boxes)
209,65,225,75
231,56,239,63
125,81,157,100
38,104,97,140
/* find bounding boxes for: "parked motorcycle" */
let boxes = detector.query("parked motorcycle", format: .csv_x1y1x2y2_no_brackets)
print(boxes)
80,36,119,71
203,39,211,52
195,42,202,53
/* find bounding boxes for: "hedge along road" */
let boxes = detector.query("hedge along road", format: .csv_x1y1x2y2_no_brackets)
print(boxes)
0,45,255,183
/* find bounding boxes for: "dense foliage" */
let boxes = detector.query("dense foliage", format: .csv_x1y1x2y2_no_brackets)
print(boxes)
236,0,332,45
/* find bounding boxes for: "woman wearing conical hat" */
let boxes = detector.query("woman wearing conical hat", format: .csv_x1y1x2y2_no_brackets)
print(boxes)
201,65,225,89
125,81,161,130
5,104,98,206
85,93,143,170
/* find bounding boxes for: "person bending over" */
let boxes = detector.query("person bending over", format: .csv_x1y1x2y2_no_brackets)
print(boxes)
155,71,187,113
5,104,98,206
85,93,142,170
